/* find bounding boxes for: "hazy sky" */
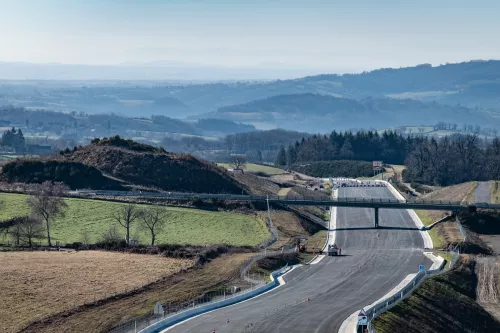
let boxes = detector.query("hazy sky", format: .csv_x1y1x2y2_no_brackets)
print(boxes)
1,0,498,72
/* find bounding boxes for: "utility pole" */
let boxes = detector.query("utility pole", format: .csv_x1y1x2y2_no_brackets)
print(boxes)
266,194,274,236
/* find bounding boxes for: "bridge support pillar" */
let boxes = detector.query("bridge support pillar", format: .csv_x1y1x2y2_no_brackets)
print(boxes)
374,207,379,228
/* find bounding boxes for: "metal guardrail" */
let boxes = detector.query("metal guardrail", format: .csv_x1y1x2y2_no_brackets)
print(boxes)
366,249,460,332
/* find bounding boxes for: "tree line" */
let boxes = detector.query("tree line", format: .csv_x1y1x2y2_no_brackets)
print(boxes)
276,130,411,166
1,127,25,153
403,135,500,186
272,129,500,186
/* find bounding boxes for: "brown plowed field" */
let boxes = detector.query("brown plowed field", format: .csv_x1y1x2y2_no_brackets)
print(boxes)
0,251,193,333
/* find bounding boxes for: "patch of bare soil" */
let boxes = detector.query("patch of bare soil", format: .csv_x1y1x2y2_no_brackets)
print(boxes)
233,173,280,195
258,210,311,250
476,257,500,322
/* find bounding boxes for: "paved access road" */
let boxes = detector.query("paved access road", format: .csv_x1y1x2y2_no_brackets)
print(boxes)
474,181,492,203
164,187,431,333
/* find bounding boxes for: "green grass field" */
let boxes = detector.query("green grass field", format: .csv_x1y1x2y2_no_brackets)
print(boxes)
218,163,284,175
0,193,270,247
415,210,446,249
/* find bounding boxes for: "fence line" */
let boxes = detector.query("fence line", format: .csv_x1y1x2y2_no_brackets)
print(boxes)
110,264,290,333
109,244,296,333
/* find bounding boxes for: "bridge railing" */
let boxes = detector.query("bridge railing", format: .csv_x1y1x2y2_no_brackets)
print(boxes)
76,190,482,208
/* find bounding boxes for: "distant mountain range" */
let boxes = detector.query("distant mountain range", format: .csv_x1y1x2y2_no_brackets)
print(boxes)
172,60,500,113
0,60,499,133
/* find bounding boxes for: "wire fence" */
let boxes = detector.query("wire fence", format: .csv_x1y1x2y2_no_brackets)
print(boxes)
108,244,296,333
109,277,267,333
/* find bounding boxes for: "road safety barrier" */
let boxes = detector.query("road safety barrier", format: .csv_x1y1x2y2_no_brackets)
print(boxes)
347,249,459,333
137,264,291,333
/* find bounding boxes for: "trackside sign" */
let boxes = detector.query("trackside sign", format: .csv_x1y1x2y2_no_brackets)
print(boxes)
357,309,368,325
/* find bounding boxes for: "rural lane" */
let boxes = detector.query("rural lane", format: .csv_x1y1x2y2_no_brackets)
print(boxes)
474,181,492,203
163,186,431,333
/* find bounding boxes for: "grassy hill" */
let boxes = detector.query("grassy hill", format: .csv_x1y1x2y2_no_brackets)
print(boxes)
0,193,269,246
58,136,245,193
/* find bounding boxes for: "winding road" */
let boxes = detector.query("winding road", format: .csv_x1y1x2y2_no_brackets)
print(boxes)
164,186,431,333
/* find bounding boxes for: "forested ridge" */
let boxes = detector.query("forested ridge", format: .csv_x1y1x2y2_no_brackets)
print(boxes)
275,130,500,186
277,130,410,166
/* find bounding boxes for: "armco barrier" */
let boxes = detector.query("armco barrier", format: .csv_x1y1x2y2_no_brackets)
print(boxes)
138,264,290,333
360,252,455,333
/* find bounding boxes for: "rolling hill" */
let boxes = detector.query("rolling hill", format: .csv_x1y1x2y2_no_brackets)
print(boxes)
214,93,497,133
173,60,500,113
58,137,245,193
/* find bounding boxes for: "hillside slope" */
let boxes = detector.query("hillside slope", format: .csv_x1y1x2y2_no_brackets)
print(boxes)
173,60,500,113
59,137,245,193
0,160,124,190
215,93,496,132
373,258,500,333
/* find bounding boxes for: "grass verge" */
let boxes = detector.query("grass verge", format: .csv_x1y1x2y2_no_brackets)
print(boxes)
373,257,500,333
415,210,446,249
304,230,328,253
0,193,269,247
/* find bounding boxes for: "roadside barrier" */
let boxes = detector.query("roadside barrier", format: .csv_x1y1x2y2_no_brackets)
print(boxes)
137,264,291,333
344,249,459,333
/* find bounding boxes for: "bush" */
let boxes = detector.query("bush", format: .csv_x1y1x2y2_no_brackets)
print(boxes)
92,135,166,153
411,182,434,194
0,160,124,190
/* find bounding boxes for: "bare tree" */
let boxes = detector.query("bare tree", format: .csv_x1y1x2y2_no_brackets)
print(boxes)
26,181,68,247
140,206,167,246
102,225,121,243
8,218,23,246
112,203,141,245
230,154,247,170
18,217,44,247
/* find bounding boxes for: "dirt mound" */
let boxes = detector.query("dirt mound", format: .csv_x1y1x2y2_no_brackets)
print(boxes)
61,141,244,193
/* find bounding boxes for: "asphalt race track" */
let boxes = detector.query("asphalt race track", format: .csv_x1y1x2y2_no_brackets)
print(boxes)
164,186,431,333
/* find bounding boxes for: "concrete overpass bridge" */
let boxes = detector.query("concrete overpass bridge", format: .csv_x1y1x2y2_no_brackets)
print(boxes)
73,189,496,228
